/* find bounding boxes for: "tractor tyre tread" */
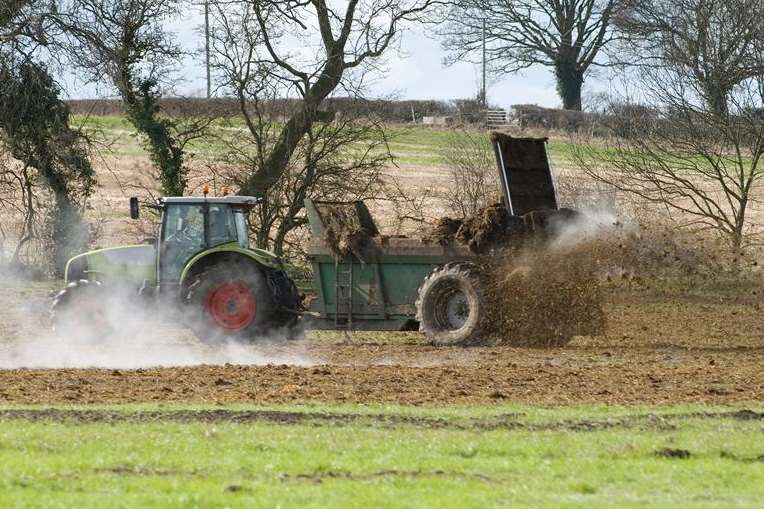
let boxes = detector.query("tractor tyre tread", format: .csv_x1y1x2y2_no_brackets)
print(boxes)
184,260,276,342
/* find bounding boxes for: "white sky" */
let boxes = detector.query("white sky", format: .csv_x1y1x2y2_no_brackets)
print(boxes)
63,7,615,110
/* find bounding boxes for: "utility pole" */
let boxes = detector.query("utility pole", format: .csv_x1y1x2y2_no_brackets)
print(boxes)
481,18,486,107
205,0,211,99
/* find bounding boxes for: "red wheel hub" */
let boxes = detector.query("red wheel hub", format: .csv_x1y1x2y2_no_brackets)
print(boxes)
204,281,257,331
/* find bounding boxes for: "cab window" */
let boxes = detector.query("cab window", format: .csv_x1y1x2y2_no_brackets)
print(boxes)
161,204,205,281
233,209,249,249
208,205,239,247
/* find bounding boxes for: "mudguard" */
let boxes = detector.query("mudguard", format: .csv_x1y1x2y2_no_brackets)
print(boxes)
178,243,282,287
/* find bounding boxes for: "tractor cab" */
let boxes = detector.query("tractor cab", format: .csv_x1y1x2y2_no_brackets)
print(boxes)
155,196,258,282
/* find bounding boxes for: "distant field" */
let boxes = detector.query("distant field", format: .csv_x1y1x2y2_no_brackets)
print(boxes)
1,403,762,508
71,115,589,167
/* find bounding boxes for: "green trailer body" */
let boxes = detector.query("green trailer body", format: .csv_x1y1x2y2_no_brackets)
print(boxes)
303,134,560,332
304,199,474,330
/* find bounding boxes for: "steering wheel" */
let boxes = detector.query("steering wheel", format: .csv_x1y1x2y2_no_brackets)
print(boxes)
166,228,194,243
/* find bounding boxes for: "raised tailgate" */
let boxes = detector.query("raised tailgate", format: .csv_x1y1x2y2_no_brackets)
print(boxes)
491,133,558,216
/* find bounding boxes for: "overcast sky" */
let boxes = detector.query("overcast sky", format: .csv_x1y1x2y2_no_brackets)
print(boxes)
64,8,614,110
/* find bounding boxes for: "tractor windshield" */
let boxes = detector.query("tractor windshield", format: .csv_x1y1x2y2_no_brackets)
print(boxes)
161,204,206,281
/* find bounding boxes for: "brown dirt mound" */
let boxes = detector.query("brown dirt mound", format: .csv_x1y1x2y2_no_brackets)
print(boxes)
424,203,577,254
423,202,523,253
321,204,380,260
422,217,463,245
455,203,511,252
483,244,605,346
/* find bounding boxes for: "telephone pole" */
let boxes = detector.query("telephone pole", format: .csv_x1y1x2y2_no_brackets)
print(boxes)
205,0,211,98
481,18,486,107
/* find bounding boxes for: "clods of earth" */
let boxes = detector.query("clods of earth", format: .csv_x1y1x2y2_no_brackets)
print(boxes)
0,287,763,405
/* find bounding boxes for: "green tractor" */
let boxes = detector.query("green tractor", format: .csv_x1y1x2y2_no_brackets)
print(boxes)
51,195,301,341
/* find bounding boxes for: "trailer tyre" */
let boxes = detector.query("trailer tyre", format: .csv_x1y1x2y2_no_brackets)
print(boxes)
184,261,276,342
416,263,485,345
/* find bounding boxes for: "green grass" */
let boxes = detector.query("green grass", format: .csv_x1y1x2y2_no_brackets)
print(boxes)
73,114,134,131
74,114,749,170
0,403,763,508
70,115,593,167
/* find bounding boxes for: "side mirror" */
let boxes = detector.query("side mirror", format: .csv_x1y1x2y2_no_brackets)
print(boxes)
129,197,140,219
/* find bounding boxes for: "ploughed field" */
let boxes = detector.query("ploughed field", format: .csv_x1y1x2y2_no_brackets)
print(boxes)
0,283,762,406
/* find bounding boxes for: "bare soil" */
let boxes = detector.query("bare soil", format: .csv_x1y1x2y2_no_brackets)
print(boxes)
0,288,763,406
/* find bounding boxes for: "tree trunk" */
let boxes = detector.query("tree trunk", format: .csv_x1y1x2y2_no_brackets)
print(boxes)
50,193,89,275
554,60,584,111
701,79,731,118
242,107,313,197
35,153,89,275
240,59,344,197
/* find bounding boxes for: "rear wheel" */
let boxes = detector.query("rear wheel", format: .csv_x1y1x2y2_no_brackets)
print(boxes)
415,263,486,345
184,261,276,342
50,280,112,341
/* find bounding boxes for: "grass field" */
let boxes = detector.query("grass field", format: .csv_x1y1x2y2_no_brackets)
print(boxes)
71,114,589,167
1,403,763,508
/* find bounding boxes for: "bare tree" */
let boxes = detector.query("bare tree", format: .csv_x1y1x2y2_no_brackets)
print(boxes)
615,0,764,117
0,1,30,43
207,4,391,256
0,153,40,265
58,0,211,196
206,0,436,198
213,114,391,257
0,0,56,48
439,0,623,110
575,74,764,251
440,130,499,217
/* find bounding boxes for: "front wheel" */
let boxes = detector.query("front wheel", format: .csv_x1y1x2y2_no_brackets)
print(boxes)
50,280,113,341
184,261,276,342
415,263,486,345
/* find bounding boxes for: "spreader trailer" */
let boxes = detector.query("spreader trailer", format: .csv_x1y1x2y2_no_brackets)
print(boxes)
300,133,575,343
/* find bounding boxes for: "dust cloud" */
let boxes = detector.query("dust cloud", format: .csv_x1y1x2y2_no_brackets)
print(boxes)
550,207,634,250
0,270,315,369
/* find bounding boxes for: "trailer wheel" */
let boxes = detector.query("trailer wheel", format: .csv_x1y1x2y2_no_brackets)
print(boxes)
416,263,485,345
184,260,276,342
50,280,112,341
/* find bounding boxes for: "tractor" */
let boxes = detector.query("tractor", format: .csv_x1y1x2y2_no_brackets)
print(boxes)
51,194,301,341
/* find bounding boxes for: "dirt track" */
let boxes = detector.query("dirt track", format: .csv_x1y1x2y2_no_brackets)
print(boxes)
0,288,763,406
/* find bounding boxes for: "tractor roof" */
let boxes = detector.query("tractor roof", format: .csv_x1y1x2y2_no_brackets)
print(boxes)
160,196,260,206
